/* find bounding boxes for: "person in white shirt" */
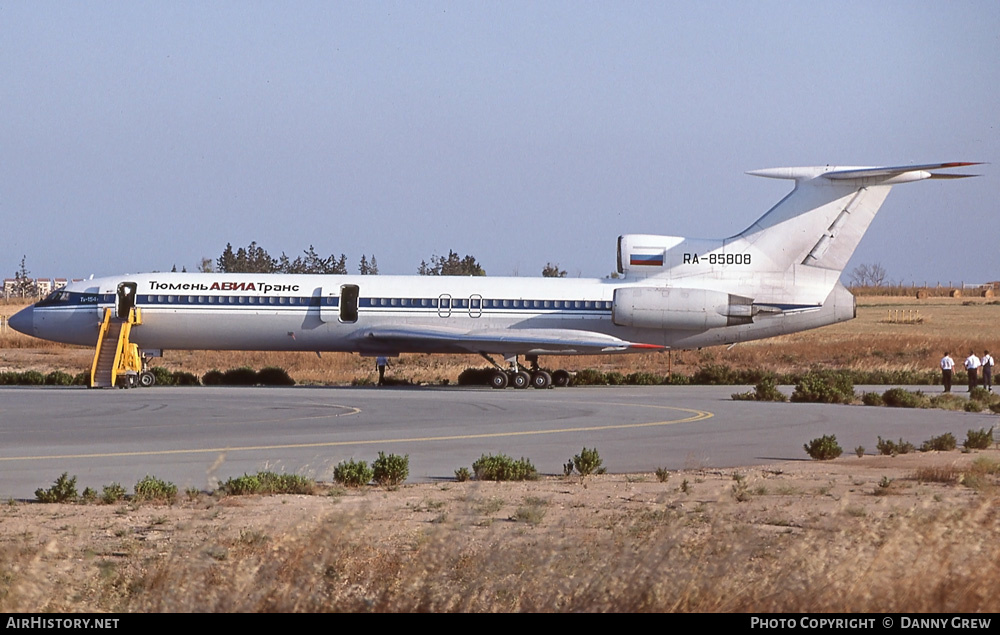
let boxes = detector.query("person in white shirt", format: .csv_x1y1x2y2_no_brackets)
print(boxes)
982,350,995,392
940,352,955,393
376,356,388,386
965,351,981,392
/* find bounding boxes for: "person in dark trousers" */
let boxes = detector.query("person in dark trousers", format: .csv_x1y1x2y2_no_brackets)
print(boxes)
940,352,954,392
965,351,981,392
376,356,388,386
982,350,995,392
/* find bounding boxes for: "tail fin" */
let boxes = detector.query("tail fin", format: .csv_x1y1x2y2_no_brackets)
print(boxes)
730,162,980,303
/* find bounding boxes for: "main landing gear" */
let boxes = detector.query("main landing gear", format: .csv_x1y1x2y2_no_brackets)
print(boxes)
481,354,571,390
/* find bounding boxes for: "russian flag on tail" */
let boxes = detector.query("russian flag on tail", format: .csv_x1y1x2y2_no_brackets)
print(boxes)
630,253,664,266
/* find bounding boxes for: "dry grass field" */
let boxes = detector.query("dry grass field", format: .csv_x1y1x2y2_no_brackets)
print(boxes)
1,295,999,612
2,452,1000,612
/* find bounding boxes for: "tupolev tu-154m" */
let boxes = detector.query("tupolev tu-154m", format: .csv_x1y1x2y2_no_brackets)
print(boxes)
9,162,981,389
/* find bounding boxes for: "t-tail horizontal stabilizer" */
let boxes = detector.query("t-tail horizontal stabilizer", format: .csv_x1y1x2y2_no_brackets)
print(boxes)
733,162,982,306
746,162,983,183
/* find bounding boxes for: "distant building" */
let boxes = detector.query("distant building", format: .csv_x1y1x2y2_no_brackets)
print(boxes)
3,276,74,299
35,278,52,297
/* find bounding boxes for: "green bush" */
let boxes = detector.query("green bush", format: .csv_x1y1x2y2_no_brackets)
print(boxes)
604,372,626,386
655,467,670,483
222,367,258,386
929,393,966,410
201,369,224,386
150,366,176,386
20,370,45,386
221,473,262,495
920,433,957,452
149,366,202,386
626,372,666,385
133,475,177,503
964,401,984,413
172,371,201,386
510,500,547,525
81,487,98,504
754,377,788,402
472,453,538,481
791,371,855,404
44,370,75,386
882,388,929,408
876,436,915,456
101,482,127,504
969,387,991,402
454,467,472,482
333,459,373,487
964,428,993,450
372,452,409,487
691,365,777,386
568,447,606,476
852,369,936,385
570,369,607,386
258,471,314,494
803,435,843,460
35,473,78,503
221,471,315,495
861,392,884,406
692,364,739,385
732,376,787,402
257,367,295,386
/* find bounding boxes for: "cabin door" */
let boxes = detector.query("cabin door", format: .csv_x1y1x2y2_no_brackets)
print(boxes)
116,282,137,320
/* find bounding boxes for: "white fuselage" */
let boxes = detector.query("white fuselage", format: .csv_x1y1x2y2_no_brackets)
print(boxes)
17,271,854,357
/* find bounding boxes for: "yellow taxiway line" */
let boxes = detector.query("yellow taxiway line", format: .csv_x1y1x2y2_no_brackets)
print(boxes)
0,401,712,462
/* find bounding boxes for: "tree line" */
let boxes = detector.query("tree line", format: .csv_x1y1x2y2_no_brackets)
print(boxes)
213,242,375,275
212,243,495,276
7,247,571,295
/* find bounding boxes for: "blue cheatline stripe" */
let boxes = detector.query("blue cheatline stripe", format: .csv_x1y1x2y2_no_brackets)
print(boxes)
47,292,614,314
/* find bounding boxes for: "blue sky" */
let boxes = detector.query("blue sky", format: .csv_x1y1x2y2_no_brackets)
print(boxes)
2,1,997,284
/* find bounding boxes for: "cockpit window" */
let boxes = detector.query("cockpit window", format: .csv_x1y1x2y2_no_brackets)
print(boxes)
36,290,72,306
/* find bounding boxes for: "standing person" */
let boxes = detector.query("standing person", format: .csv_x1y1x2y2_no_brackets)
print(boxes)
940,352,955,392
982,350,995,392
965,351,981,392
376,356,388,386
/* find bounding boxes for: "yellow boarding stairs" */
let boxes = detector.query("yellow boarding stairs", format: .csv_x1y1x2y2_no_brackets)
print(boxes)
90,307,146,388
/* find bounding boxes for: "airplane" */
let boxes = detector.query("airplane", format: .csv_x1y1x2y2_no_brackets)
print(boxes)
9,162,981,389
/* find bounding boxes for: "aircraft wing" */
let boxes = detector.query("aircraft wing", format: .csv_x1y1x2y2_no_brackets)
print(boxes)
351,325,663,356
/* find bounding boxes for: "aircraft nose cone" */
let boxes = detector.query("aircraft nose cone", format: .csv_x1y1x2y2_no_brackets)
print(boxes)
7,305,34,336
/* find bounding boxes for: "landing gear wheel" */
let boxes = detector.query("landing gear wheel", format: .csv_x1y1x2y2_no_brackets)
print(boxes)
490,370,509,389
552,370,571,387
511,370,531,389
531,370,552,389
139,371,156,387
